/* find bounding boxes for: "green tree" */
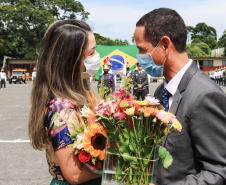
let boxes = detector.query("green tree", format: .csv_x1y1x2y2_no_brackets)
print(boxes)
186,26,193,44
0,0,89,62
218,29,226,56
131,35,135,43
186,42,211,57
191,22,217,49
94,33,129,46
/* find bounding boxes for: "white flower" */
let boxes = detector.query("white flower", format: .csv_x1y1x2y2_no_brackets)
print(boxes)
77,132,85,141
76,143,83,150
73,132,85,150
80,105,95,118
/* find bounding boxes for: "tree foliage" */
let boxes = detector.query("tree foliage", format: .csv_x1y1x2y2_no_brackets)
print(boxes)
187,42,211,58
218,29,226,56
190,22,217,49
0,0,89,62
94,33,129,46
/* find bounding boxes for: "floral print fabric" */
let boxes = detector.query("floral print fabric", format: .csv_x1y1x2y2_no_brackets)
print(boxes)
44,97,77,181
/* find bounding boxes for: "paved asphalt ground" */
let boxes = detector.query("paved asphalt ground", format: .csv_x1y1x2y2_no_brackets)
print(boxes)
0,80,225,185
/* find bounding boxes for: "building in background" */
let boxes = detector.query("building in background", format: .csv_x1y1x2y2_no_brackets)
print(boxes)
193,47,226,74
4,57,37,78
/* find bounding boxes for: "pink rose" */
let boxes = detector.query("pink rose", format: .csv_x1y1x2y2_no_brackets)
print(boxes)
113,112,125,120
168,114,175,122
97,100,105,107
156,110,166,121
103,100,113,107
96,108,105,115
145,96,159,105
116,87,125,99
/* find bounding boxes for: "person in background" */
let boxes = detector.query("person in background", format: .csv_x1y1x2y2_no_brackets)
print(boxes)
219,66,224,86
135,7,226,185
133,64,148,100
213,68,217,84
223,66,226,87
25,71,30,84
32,67,37,82
0,68,7,90
133,63,139,74
126,62,133,77
22,71,26,83
98,62,115,97
28,19,101,185
106,58,116,88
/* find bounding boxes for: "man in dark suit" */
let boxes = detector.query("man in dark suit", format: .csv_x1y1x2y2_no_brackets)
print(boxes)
135,8,226,185
98,63,115,98
133,64,149,100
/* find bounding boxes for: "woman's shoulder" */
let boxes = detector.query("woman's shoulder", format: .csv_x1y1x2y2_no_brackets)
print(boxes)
44,97,81,151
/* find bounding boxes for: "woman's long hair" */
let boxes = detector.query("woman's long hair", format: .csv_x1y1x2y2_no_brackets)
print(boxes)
28,20,98,150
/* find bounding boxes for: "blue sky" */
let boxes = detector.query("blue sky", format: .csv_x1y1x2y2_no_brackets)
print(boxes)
79,0,226,44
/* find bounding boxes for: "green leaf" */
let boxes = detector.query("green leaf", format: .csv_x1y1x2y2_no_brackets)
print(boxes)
107,147,119,154
143,146,152,159
162,152,173,169
120,145,130,153
96,113,109,120
158,146,167,159
123,139,129,145
115,159,123,180
145,138,154,145
122,153,137,163
130,131,135,138
158,146,173,169
116,165,122,180
124,132,130,139
128,144,135,152
120,101,130,108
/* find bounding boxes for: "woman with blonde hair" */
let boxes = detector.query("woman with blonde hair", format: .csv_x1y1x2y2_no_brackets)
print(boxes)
28,20,101,185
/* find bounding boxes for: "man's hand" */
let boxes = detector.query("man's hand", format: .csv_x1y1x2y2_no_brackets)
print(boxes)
138,84,142,89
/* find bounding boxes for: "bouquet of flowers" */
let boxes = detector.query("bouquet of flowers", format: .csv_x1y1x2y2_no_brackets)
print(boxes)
95,87,181,184
68,84,182,184
67,106,109,173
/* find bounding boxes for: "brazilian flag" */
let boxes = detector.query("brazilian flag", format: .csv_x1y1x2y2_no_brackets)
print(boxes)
95,45,139,80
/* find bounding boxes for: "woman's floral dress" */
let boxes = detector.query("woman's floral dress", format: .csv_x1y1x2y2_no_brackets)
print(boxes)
44,97,101,185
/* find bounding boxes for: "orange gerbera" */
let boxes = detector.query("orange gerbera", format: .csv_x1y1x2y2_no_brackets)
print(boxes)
83,124,108,160
142,106,159,117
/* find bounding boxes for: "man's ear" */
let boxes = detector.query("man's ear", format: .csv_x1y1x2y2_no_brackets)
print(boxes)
161,36,171,54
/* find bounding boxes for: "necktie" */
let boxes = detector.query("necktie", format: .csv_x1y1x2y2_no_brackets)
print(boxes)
160,88,171,112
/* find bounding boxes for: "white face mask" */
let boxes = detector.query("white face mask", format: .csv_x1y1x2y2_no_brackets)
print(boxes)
82,53,101,78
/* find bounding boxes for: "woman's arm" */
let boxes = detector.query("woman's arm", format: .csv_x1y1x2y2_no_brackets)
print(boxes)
55,146,101,185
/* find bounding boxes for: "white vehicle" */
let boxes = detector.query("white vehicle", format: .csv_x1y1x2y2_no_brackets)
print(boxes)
208,71,215,80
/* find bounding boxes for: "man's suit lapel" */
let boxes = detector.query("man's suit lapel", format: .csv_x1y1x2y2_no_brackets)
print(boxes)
169,61,198,114
161,61,198,147
169,89,182,115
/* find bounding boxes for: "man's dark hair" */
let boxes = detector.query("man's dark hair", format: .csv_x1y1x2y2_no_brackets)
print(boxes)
136,8,187,53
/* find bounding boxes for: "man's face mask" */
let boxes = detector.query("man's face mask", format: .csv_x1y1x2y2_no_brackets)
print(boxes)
82,53,101,78
136,41,166,77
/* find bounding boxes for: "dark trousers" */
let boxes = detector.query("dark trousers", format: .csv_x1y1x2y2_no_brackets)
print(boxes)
216,79,219,85
1,79,5,88
224,79,226,87
134,90,147,101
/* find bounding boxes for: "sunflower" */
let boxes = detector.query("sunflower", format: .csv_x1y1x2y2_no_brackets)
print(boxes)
83,124,108,160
